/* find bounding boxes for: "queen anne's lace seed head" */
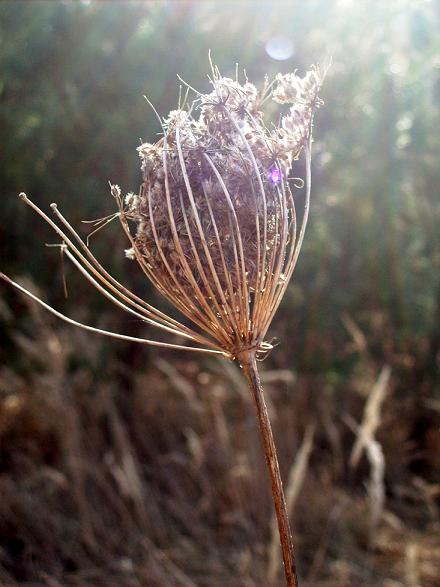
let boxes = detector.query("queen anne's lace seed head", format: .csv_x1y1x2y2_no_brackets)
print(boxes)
117,64,324,358
1,64,327,587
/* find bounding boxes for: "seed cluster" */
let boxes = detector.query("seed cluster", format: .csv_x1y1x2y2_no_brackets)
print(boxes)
118,66,323,354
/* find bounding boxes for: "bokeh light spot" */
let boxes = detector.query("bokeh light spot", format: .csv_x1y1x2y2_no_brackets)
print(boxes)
265,36,294,61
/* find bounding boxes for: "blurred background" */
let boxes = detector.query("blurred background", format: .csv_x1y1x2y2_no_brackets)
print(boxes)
0,1,439,585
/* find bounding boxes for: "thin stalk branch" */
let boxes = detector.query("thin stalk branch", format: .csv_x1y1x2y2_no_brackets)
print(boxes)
239,350,298,587
0,273,227,357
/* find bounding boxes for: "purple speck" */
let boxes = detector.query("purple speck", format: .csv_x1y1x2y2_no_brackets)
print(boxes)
268,166,282,185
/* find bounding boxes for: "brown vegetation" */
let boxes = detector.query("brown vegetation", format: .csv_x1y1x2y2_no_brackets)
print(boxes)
0,290,439,586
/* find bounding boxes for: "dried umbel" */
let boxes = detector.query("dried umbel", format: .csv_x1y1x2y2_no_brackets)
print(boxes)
1,62,325,587
116,64,323,359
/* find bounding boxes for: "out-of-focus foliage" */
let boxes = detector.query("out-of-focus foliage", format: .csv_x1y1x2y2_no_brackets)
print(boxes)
0,1,439,586
1,1,439,364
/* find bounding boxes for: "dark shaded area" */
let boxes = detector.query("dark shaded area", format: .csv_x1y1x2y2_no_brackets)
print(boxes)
0,1,439,585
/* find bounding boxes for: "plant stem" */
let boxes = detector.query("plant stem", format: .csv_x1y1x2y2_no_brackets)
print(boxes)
239,350,298,587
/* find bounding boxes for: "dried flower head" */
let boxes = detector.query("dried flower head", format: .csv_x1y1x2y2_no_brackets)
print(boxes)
1,62,324,362
1,61,326,587
114,63,324,359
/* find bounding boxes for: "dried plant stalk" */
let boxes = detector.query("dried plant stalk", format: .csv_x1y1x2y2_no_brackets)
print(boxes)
240,349,298,586
1,61,326,586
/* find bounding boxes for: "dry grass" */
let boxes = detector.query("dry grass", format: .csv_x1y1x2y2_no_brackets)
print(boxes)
0,290,439,586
